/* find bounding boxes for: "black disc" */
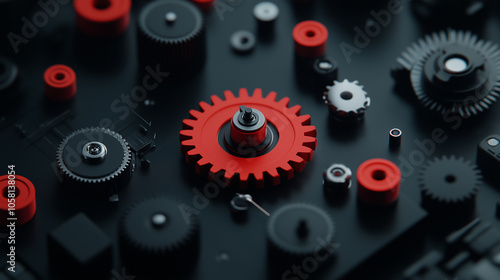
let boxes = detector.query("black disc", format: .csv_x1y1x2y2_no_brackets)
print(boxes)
119,197,199,276
419,156,481,216
267,203,335,260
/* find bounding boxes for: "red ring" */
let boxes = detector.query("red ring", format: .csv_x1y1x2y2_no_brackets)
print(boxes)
357,159,401,205
191,0,215,10
74,0,131,37
0,175,36,226
293,20,328,58
44,65,77,101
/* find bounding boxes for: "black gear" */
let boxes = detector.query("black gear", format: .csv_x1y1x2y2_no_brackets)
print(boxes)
267,203,336,264
137,0,205,77
119,197,199,276
56,127,133,198
419,156,482,216
394,29,500,118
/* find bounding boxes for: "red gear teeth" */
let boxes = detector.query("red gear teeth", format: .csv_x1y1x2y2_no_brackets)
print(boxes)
44,65,77,101
180,88,317,188
293,20,328,58
357,159,401,205
74,0,131,37
0,175,36,226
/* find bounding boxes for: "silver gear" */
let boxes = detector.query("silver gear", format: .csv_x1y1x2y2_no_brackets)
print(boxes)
323,79,371,122
56,127,133,198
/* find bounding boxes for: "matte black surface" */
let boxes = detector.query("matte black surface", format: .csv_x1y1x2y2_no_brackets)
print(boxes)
1,0,500,279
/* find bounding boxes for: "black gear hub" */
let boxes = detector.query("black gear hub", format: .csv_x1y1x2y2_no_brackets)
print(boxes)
119,197,199,276
394,29,500,118
56,127,133,199
419,156,482,217
267,203,336,267
137,0,205,77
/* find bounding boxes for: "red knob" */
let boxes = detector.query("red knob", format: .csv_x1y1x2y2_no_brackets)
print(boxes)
0,175,36,226
293,20,328,58
74,0,131,37
357,159,401,205
44,65,77,101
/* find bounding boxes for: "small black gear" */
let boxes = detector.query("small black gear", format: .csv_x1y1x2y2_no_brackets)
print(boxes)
137,0,205,77
419,156,482,216
56,127,133,198
267,203,336,264
323,79,371,122
394,29,500,118
119,197,199,276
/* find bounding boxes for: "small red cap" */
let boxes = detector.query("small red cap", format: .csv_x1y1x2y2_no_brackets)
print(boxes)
44,65,77,101
357,159,401,205
0,175,36,226
74,0,132,37
293,20,328,58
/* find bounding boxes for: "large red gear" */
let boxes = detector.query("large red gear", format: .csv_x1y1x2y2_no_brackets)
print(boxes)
180,88,317,188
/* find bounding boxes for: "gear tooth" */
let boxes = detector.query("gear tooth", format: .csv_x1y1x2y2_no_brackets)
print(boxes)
182,119,197,129
210,95,223,105
253,171,264,181
180,139,196,154
288,105,301,116
278,163,294,180
265,169,281,186
209,165,222,174
238,88,250,98
224,90,236,100
265,91,277,101
289,156,306,173
239,172,250,183
186,148,201,163
302,125,317,137
198,101,211,112
189,109,203,119
252,88,263,98
297,146,313,162
296,114,311,125
302,136,317,150
326,85,332,90
278,97,290,107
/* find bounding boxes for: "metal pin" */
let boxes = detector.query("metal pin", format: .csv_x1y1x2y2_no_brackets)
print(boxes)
236,193,270,216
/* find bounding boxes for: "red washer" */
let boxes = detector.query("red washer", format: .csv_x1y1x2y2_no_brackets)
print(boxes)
357,158,401,205
0,175,36,226
44,65,77,101
191,0,215,10
74,0,132,37
293,20,328,58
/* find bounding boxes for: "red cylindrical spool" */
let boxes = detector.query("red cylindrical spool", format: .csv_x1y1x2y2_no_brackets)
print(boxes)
0,175,36,226
357,159,401,205
293,20,328,58
44,65,77,101
74,0,131,37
